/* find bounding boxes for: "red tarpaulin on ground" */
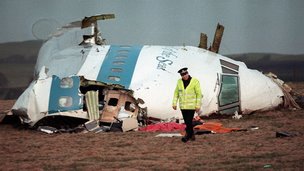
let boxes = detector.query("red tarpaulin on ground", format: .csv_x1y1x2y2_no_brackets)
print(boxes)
139,121,241,134
139,122,186,132
194,122,241,133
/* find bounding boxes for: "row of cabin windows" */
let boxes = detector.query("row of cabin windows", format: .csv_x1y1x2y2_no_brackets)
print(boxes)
107,48,130,82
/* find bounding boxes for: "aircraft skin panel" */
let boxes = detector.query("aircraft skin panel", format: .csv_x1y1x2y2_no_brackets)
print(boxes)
11,82,35,114
27,76,52,122
96,45,143,88
48,76,82,114
129,46,223,118
15,76,88,126
40,46,87,78
238,67,284,111
129,46,181,118
11,77,53,125
35,27,92,78
77,45,110,80
128,45,283,118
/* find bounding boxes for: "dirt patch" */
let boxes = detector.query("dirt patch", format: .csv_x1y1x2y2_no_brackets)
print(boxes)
0,83,304,170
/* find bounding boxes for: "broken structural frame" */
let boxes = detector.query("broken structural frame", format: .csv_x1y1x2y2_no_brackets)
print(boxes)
80,77,147,125
198,23,225,53
30,76,148,131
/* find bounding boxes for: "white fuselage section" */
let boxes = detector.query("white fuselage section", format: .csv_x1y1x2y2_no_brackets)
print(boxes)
12,27,284,125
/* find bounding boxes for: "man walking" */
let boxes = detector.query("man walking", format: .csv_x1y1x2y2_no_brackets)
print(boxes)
172,67,202,143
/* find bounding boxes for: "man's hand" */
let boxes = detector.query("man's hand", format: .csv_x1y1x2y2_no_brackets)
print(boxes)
172,106,177,110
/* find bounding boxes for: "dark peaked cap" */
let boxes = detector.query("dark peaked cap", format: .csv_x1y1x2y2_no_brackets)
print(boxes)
178,67,188,73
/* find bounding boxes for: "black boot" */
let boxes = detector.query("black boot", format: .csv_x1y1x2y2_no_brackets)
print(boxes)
181,136,189,143
190,134,196,141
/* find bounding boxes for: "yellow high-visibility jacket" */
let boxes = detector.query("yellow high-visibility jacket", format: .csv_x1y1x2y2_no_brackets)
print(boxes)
172,78,202,110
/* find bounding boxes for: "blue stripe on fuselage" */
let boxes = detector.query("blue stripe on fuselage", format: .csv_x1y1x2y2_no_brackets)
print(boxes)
97,45,143,89
48,76,81,114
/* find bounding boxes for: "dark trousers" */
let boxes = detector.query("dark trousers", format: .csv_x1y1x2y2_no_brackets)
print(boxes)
181,109,195,138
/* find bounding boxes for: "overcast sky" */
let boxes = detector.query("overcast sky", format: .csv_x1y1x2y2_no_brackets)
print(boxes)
1,0,303,54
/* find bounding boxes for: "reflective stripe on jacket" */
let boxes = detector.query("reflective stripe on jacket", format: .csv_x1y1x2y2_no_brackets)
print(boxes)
172,78,202,109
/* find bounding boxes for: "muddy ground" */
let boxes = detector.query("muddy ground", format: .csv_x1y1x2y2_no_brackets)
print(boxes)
0,83,304,170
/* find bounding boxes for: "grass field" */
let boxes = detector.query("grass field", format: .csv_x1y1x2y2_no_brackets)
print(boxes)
1,96,304,170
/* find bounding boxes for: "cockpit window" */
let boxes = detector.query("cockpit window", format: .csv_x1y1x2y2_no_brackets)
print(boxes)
220,59,239,74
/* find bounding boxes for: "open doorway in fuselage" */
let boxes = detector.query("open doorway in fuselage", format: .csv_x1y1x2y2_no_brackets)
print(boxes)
218,59,241,114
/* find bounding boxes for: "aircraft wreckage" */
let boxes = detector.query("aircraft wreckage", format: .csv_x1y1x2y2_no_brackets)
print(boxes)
6,14,302,131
